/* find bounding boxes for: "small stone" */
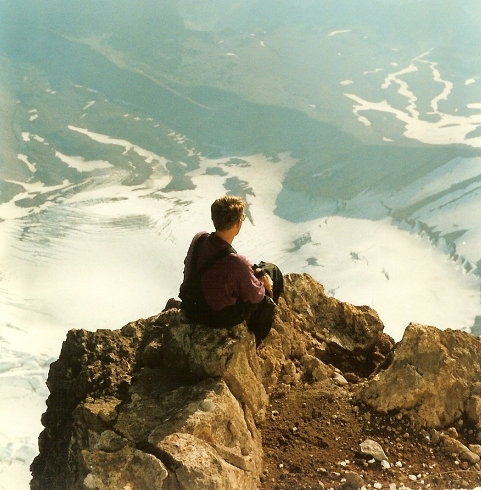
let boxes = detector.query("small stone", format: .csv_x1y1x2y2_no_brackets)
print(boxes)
95,430,128,452
469,444,481,457
344,372,360,383
381,460,391,469
373,483,382,489
83,473,101,489
460,450,480,465
465,395,481,426
360,439,388,461
283,360,297,376
446,427,458,438
429,428,440,445
343,471,364,489
333,372,349,386
395,461,402,468
408,475,417,481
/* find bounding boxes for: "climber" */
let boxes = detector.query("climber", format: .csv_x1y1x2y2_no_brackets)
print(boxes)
179,195,283,344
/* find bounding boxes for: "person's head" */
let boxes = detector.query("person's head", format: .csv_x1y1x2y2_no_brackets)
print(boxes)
211,195,246,231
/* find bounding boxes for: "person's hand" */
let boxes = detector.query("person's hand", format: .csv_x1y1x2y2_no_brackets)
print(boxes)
260,273,274,297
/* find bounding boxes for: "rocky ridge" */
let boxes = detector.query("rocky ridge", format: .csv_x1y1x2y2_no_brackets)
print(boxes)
30,273,481,489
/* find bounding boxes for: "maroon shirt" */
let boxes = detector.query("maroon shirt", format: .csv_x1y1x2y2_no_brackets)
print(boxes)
182,231,265,311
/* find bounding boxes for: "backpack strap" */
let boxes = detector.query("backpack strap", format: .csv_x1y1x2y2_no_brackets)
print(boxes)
191,233,236,278
190,233,209,276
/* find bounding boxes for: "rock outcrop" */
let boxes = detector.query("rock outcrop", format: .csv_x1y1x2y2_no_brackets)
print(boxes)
358,323,481,429
30,273,480,489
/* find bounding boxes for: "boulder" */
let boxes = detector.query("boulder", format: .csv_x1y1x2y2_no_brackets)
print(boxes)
281,274,386,353
357,323,481,428
162,317,268,418
82,446,169,490
31,326,142,490
31,314,266,490
258,273,393,386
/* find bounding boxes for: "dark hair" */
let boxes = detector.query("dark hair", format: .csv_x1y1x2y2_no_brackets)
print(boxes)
211,195,245,231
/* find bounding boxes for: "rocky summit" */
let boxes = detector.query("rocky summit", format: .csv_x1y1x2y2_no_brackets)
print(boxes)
30,273,480,489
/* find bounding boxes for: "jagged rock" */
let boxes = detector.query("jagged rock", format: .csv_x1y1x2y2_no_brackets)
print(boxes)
282,274,381,350
357,323,481,428
429,428,441,445
30,273,480,489
31,327,143,490
470,444,481,457
162,317,268,418
465,394,481,429
257,273,393,389
31,313,266,489
152,432,252,489
441,434,481,464
94,430,129,452
82,446,168,490
300,354,332,382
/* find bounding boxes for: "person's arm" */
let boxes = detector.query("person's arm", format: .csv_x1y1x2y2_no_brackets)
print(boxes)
234,256,266,304
255,268,274,298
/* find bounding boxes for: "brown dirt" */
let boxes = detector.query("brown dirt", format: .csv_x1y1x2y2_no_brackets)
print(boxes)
259,380,481,490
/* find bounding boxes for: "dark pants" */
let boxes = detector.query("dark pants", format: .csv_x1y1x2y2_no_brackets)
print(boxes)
246,262,284,344
182,263,284,345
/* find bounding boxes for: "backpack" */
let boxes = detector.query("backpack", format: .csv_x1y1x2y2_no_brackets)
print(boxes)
179,233,235,321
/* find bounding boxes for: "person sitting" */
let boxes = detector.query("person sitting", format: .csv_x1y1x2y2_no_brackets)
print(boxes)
179,195,283,344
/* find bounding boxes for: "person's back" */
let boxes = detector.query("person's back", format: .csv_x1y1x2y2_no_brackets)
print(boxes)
184,231,264,310
179,195,283,344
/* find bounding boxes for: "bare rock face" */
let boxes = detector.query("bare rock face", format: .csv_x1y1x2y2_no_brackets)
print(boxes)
357,323,481,429
259,273,393,385
30,273,480,489
162,316,268,418
31,315,265,490
31,327,141,489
